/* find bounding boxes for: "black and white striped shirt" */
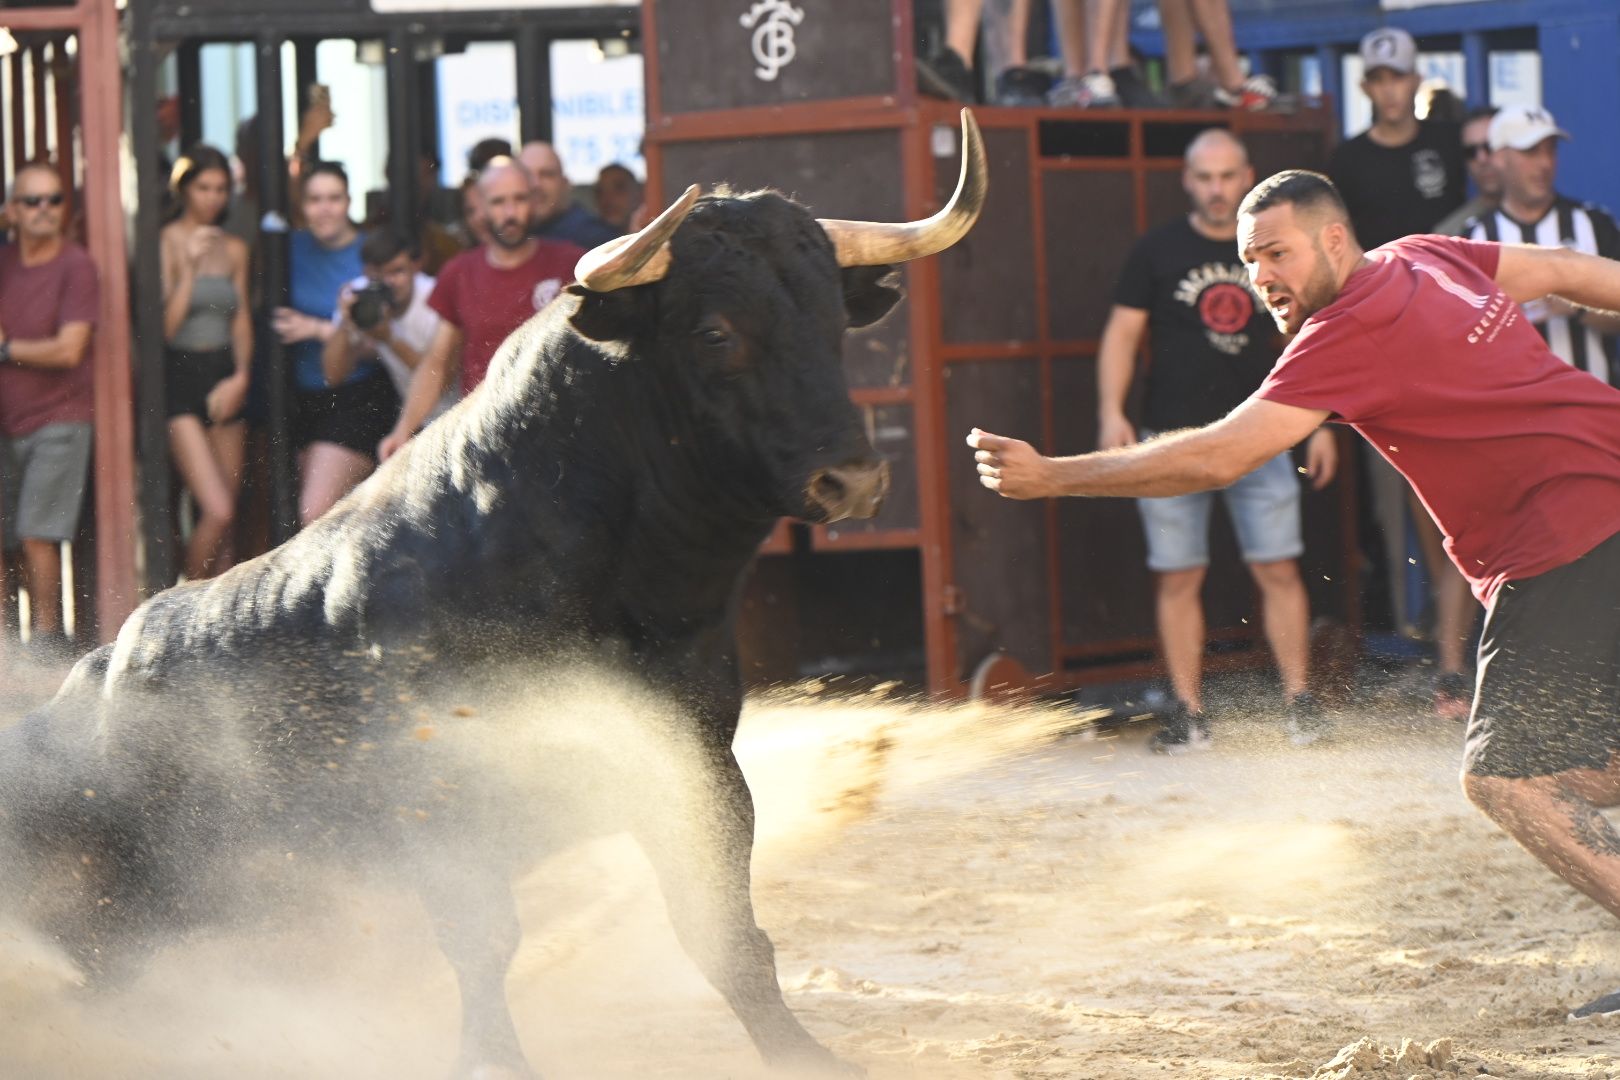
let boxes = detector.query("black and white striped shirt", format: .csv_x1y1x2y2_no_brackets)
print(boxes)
1467,196,1620,385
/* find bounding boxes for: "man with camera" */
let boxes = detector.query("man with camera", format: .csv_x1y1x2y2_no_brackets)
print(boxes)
323,230,454,440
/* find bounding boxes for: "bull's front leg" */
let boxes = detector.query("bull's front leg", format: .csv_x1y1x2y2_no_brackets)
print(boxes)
634,742,860,1078
415,862,536,1080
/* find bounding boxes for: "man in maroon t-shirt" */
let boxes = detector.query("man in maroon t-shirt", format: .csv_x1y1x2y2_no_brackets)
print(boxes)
379,158,583,460
969,169,1620,1020
0,162,99,660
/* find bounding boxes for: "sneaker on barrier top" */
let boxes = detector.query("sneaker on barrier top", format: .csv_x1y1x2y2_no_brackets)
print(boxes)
1150,701,1213,755
1109,65,1167,108
1047,71,1121,109
994,65,1053,106
1285,691,1330,747
1213,74,1278,111
917,47,978,103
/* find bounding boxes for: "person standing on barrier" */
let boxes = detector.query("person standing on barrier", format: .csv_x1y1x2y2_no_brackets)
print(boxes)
0,162,100,661
1096,130,1337,754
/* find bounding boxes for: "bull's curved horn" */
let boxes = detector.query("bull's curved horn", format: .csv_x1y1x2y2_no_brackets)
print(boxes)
818,109,987,267
574,183,703,292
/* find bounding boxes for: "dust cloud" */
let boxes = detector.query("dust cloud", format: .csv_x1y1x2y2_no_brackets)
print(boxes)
0,661,1615,1078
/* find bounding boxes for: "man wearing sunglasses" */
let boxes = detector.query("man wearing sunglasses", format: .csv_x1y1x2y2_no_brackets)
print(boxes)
1434,106,1501,238
0,162,99,662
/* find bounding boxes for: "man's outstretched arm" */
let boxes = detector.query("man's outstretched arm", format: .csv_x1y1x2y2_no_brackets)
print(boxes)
968,396,1331,500
1494,243,1620,323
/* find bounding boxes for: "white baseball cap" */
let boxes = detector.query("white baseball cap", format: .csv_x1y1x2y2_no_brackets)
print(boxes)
1487,104,1572,152
1359,27,1417,76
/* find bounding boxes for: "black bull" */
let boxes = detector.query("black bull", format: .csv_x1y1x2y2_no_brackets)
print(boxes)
0,114,986,1077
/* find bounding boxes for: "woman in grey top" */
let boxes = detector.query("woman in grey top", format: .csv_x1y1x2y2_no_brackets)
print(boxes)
161,145,251,581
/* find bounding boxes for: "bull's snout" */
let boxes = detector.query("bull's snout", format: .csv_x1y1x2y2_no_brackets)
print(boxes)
806,460,890,523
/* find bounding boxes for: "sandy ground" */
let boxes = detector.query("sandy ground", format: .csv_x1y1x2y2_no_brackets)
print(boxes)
1,660,1619,1079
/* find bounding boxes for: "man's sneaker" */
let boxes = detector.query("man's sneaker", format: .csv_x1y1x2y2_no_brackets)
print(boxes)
1570,989,1620,1021
1285,691,1330,747
1168,77,1221,110
1109,66,1167,108
1213,74,1279,111
1434,670,1473,722
1149,702,1212,755
993,65,1052,106
917,47,978,103
1047,71,1121,109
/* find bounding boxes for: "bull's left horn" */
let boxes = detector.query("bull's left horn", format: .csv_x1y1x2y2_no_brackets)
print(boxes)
819,108,988,267
574,184,703,292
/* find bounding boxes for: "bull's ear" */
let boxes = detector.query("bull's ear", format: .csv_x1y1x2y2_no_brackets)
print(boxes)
841,265,903,328
566,284,647,342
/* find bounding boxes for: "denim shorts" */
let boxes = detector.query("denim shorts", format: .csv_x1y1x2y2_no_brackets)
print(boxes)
1136,442,1303,572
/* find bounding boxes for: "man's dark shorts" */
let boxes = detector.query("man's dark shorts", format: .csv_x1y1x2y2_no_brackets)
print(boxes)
1464,529,1620,779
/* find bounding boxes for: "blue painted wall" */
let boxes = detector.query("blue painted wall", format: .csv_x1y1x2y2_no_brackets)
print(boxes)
1127,0,1620,211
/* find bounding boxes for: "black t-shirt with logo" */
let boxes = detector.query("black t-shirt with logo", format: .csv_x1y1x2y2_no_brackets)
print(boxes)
1328,121,1466,250
1113,216,1282,431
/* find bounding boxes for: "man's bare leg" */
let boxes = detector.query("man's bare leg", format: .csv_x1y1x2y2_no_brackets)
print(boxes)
21,537,62,637
1155,567,1206,713
1250,557,1309,701
1464,763,1620,920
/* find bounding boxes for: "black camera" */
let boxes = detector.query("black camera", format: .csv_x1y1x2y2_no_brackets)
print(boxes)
349,281,395,332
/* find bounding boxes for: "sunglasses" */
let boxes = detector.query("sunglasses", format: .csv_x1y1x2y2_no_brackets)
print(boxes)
1464,143,1491,158
17,193,64,208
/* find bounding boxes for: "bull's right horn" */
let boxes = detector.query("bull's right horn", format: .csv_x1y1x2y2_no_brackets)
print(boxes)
574,183,703,292
819,108,987,267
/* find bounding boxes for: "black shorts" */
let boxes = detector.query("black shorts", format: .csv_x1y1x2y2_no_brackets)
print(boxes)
165,347,238,425
294,371,400,459
1463,529,1620,779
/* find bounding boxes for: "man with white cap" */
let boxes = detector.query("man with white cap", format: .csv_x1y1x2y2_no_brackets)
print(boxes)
1467,104,1620,384
1329,27,1466,250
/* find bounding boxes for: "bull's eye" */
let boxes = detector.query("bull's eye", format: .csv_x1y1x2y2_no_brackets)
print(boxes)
699,328,730,348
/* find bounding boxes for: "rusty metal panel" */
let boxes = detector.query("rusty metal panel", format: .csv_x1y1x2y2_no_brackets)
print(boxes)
1143,168,1185,234
944,358,1050,679
652,0,898,116
1043,170,1135,343
936,126,1036,345
1049,354,1155,647
659,129,911,390
1246,129,1329,181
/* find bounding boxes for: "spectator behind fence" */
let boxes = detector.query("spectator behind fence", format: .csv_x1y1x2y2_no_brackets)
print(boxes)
379,159,583,461
467,137,513,177
593,163,642,234
371,151,464,275
1095,129,1335,754
1434,106,1501,237
917,0,1040,105
323,230,455,443
0,162,99,660
518,142,619,250
458,174,493,248
1468,106,1620,383
1047,0,1168,108
1328,25,1473,718
161,146,252,583
1328,27,1465,249
272,162,400,527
